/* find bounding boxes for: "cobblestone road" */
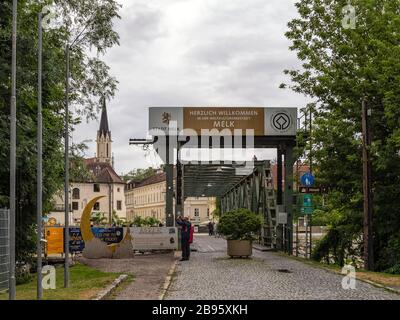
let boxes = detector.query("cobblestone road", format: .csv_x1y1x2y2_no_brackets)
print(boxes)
166,235,400,300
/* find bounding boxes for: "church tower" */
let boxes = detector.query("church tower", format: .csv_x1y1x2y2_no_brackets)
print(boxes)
96,98,112,165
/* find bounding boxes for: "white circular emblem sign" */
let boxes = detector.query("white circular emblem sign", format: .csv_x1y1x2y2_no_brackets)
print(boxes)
271,111,293,133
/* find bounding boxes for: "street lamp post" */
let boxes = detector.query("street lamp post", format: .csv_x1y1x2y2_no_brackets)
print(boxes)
9,0,18,301
64,43,70,288
37,11,43,300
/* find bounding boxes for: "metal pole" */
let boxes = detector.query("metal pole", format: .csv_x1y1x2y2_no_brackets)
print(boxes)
64,44,70,287
308,108,313,258
305,216,308,258
175,140,183,219
309,215,312,259
109,184,112,225
284,145,294,255
37,12,43,300
295,219,299,257
9,0,17,301
309,107,312,175
165,131,174,227
277,147,283,205
362,98,373,270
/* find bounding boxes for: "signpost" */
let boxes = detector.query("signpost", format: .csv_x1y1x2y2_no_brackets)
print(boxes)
300,173,315,259
299,186,329,194
300,172,314,187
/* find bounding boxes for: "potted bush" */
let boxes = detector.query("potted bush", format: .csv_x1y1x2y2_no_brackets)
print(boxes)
218,208,262,258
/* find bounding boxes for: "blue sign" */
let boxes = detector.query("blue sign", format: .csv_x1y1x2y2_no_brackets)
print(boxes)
68,227,124,253
301,172,315,187
69,227,85,252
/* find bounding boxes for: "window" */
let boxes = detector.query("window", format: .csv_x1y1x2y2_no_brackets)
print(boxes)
207,208,210,217
117,201,122,211
72,202,79,210
194,208,200,217
117,187,120,192
94,202,100,211
94,184,100,192
72,188,80,199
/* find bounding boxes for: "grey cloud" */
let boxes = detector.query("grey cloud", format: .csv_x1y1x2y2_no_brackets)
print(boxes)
115,3,166,48
74,0,310,173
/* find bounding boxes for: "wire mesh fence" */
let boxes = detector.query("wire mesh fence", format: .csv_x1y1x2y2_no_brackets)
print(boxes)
0,208,9,293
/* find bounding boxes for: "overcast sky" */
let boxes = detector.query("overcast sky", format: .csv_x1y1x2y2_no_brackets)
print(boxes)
73,0,310,175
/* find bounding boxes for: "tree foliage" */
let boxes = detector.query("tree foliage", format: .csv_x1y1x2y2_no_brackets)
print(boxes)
0,0,120,276
131,216,161,227
123,167,157,183
284,0,400,271
218,208,262,241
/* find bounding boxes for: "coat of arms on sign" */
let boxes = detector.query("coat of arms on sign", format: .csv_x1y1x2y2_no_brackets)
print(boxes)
162,112,171,124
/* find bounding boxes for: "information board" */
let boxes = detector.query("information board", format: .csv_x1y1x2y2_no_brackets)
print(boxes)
45,227,64,255
149,107,297,136
130,227,178,251
69,227,124,253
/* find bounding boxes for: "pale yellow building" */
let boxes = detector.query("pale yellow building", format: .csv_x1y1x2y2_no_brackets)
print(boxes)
49,100,126,225
125,170,216,225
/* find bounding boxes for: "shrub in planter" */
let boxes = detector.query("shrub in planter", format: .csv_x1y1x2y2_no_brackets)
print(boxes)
218,209,262,257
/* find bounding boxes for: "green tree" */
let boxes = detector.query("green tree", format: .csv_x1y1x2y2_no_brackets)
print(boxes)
91,212,107,226
123,167,157,182
131,216,145,227
143,216,161,226
112,210,125,226
284,0,400,270
0,0,120,279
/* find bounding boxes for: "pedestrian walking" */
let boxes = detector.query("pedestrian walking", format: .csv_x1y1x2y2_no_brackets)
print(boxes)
176,215,191,261
208,221,214,236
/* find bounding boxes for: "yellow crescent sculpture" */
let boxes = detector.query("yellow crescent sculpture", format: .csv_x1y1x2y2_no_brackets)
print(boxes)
80,195,134,259
80,196,103,242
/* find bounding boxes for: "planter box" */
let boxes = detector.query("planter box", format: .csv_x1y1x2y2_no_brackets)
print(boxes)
227,240,252,258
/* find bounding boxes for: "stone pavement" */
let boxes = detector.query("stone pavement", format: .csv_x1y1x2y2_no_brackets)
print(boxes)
78,251,175,300
166,234,400,300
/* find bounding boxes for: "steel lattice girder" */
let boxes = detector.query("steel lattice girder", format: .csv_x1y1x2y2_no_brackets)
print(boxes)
220,161,271,215
183,162,258,198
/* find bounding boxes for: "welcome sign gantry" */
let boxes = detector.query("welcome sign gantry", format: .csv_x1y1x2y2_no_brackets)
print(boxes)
131,106,298,254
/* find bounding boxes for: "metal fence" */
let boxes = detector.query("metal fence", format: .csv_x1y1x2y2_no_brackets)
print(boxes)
0,209,9,292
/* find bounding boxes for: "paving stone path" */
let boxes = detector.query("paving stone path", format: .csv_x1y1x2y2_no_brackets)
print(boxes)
78,251,175,300
166,235,400,300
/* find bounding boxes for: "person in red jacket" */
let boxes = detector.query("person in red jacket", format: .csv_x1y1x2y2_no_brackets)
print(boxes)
176,215,191,261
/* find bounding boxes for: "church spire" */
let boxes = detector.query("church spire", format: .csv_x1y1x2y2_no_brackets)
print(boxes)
99,97,110,137
96,98,112,165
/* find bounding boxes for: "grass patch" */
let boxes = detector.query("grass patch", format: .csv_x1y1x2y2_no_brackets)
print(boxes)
103,274,135,300
0,263,123,300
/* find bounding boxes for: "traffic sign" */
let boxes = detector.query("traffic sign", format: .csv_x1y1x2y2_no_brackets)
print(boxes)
303,194,313,207
301,207,314,215
300,172,315,187
299,187,318,194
